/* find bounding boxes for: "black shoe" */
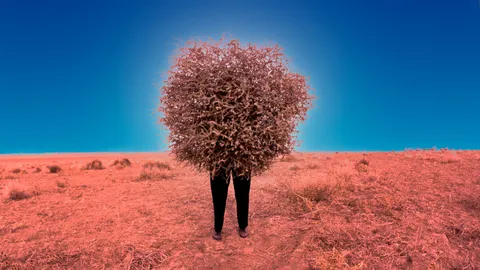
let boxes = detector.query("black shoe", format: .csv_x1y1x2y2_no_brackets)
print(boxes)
239,228,249,238
212,230,222,241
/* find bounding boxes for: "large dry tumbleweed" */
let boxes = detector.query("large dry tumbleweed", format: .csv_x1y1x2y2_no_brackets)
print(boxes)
158,37,315,179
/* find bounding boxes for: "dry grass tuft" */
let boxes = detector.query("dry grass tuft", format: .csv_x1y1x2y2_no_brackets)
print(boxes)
280,155,301,162
56,181,67,188
440,150,461,164
306,164,320,170
32,185,41,196
355,158,369,173
277,170,356,212
143,161,171,170
2,181,31,201
4,175,16,180
47,165,61,173
289,165,301,171
358,158,369,166
135,171,153,181
300,185,333,203
33,167,41,173
134,171,175,182
112,158,132,169
307,249,350,270
83,160,104,170
122,244,169,269
419,149,462,164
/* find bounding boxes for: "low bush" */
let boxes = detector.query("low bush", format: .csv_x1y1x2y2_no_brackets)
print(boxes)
56,181,66,188
143,161,171,170
83,160,104,170
47,165,61,173
280,155,301,162
355,159,369,173
112,158,132,169
134,170,175,182
3,181,31,201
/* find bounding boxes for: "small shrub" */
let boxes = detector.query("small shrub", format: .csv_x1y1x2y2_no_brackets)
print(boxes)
358,158,369,166
278,177,338,212
56,181,66,188
112,158,132,169
280,155,300,162
5,175,16,180
33,167,41,173
441,151,461,164
306,164,320,170
156,173,175,180
135,172,152,182
290,165,301,171
83,160,104,170
143,161,171,170
355,159,369,173
3,182,30,201
134,170,175,182
11,168,21,174
47,165,61,173
300,185,333,203
32,185,41,196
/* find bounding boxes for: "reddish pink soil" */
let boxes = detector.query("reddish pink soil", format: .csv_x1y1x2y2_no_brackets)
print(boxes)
1,150,479,269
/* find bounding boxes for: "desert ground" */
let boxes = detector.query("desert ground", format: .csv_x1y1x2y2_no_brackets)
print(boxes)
0,150,479,269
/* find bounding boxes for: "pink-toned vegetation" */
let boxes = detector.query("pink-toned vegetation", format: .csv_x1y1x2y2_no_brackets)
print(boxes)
47,165,61,173
2,181,31,201
0,150,478,269
135,161,175,182
11,168,21,174
82,159,104,170
111,158,132,169
158,37,315,178
143,161,171,170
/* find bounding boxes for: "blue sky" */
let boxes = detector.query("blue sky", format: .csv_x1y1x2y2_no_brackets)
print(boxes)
1,0,479,154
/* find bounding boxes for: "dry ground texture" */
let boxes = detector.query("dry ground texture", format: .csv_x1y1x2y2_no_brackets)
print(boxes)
0,150,479,269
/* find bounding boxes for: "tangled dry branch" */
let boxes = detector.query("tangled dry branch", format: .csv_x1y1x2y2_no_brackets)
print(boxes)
158,37,315,178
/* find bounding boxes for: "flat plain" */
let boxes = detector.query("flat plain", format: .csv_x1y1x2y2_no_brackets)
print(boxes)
1,150,479,269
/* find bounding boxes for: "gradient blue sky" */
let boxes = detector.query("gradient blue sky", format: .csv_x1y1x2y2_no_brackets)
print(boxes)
1,0,479,154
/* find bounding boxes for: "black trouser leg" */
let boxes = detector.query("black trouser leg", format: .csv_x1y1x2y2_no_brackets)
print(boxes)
232,169,251,230
210,167,230,233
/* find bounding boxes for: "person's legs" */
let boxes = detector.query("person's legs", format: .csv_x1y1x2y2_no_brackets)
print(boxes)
210,166,231,234
232,169,251,233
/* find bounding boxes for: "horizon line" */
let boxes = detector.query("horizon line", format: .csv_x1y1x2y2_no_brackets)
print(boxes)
0,148,476,156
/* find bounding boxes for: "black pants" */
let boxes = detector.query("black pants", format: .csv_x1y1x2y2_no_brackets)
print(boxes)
210,167,251,233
